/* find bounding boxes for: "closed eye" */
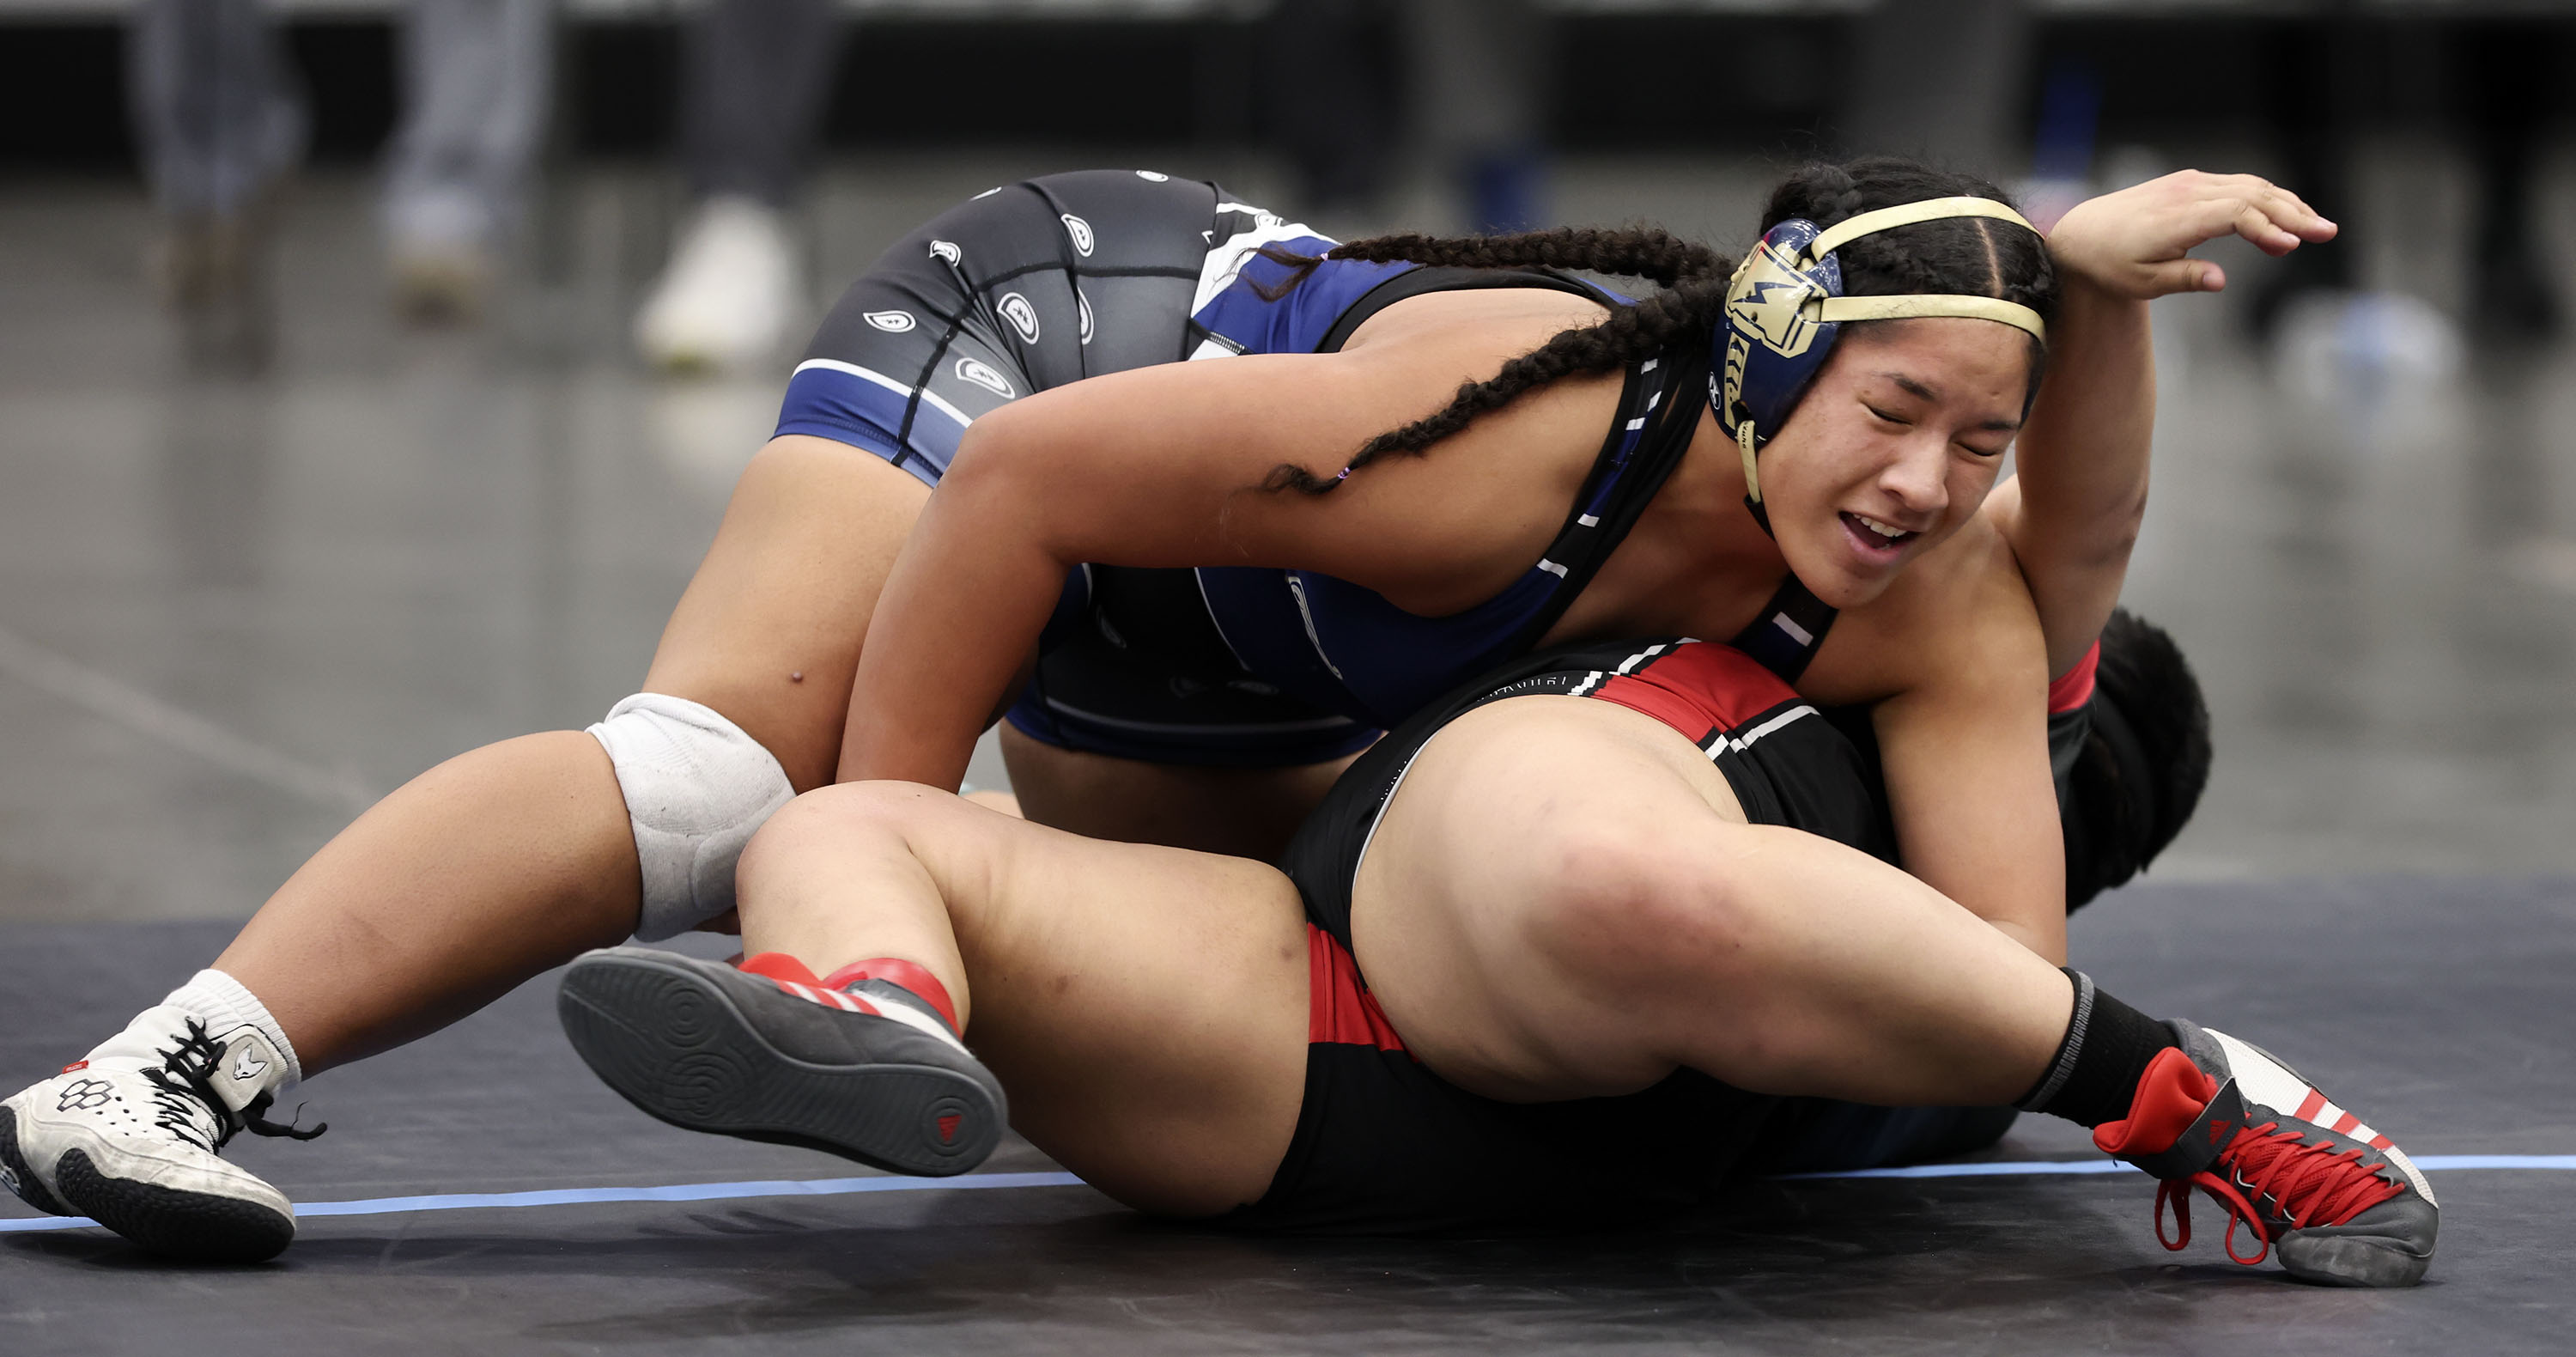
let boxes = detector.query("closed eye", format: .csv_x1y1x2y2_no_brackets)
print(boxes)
1864,404,1911,427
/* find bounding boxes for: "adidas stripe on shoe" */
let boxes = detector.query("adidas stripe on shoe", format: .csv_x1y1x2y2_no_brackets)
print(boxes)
2093,1019,2437,1287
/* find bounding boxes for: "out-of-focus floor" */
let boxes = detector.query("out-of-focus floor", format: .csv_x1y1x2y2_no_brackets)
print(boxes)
2,143,2574,927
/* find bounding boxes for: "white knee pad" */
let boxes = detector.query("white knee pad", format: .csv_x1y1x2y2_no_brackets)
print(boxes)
588,693,796,941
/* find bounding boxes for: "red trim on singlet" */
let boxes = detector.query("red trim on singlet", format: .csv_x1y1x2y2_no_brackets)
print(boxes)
1305,924,1407,1053
2049,640,2101,715
1589,642,1802,745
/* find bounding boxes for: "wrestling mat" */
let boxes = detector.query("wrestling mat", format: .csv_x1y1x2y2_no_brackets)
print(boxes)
3,876,2568,1354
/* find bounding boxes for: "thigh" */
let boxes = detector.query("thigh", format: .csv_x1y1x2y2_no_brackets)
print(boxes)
999,723,1358,860
1349,695,1746,1101
644,435,929,791
902,795,1311,1217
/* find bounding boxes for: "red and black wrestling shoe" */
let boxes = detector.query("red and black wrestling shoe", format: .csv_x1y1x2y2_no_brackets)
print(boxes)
2093,1019,2437,1287
557,946,1005,1177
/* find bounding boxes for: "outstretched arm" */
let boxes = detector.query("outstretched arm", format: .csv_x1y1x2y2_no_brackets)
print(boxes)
1999,171,2335,672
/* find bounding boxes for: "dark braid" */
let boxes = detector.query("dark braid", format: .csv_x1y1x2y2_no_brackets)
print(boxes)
1263,155,2060,495
1264,275,1729,493
1326,226,1726,287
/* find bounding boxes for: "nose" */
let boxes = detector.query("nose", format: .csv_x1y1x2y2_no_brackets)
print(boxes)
1877,435,1949,520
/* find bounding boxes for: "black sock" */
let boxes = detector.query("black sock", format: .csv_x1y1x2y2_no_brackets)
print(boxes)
2013,970,2179,1129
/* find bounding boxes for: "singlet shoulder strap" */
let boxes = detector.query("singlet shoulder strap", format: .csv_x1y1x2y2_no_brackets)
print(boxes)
1315,265,1609,355
1728,572,1838,685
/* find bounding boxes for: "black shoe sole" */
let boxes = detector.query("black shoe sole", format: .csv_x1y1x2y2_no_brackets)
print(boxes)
2278,1232,2433,1288
0,1104,74,1217
52,1149,293,1263
559,952,1004,1178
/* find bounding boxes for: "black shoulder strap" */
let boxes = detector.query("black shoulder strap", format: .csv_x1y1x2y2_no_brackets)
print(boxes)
1503,347,1707,654
1315,265,1608,354
1729,571,1839,685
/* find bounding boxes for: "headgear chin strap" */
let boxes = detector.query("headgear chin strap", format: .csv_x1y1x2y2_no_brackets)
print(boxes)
1709,196,2048,535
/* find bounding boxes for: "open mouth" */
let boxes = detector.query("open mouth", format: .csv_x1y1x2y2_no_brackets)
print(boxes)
1839,511,1919,559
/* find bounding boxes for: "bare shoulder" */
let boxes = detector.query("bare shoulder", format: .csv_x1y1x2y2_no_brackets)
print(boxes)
1800,515,2045,706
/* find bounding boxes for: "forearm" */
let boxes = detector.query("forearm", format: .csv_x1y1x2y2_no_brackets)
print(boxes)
2008,276,2154,672
837,482,1066,792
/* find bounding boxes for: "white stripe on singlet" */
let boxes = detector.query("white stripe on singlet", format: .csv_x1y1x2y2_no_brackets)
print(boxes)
792,359,977,429
1704,703,1820,760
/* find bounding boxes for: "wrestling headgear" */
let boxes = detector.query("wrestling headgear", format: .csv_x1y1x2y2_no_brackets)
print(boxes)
1711,196,2049,532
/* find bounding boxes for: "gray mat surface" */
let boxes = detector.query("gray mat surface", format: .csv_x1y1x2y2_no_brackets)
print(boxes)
3,875,2571,1354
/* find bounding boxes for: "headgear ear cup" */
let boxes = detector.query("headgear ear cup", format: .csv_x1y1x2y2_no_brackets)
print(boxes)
1710,196,2050,532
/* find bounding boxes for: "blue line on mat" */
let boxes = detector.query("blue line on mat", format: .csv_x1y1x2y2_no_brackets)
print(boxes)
4,1157,2568,1235
0,1171,1086,1234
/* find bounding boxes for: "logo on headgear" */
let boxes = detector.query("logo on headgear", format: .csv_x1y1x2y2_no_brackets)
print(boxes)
1135,170,1170,182
1077,289,1095,345
1725,238,1832,359
997,293,1042,344
930,240,963,268
863,309,917,333
1061,214,1096,257
955,357,1016,398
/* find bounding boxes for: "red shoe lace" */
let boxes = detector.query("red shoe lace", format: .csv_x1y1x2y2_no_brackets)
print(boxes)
2154,1120,2405,1265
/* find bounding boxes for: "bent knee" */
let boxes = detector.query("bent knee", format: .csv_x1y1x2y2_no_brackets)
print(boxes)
742,781,949,870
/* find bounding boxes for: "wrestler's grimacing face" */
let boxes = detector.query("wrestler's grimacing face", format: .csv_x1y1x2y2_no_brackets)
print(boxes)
1755,319,2032,608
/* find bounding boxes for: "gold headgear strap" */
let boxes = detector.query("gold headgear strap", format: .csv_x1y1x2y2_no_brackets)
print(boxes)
1801,198,2049,344
1803,197,2038,263
1816,293,2046,342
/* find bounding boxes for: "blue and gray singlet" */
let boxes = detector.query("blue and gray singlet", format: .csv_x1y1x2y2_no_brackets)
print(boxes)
775,168,1761,767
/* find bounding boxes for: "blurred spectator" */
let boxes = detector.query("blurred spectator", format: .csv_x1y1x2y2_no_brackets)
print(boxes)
1401,0,1547,234
634,0,846,373
126,0,305,362
1259,0,1550,234
382,0,554,323
126,0,843,369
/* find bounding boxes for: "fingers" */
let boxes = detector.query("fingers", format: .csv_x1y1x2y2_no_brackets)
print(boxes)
2136,257,2225,298
2202,173,2335,249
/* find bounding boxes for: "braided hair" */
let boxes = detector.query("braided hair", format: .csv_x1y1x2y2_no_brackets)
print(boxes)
1261,156,2062,496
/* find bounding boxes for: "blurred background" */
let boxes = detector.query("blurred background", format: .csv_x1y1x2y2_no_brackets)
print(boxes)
1,0,2573,925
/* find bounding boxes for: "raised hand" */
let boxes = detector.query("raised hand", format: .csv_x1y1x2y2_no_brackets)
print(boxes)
2046,171,2336,300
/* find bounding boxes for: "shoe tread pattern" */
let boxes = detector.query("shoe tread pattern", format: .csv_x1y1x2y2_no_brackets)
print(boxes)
53,1149,293,1263
0,1103,74,1216
559,951,1004,1177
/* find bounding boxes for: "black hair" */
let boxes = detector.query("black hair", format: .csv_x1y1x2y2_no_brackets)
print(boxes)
2063,609,2215,911
1260,155,2062,495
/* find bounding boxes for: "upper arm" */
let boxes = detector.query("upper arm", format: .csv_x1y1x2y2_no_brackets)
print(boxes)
936,329,1615,598
1865,539,2068,962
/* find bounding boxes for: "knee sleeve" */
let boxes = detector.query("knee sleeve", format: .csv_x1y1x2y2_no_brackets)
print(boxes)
587,693,796,941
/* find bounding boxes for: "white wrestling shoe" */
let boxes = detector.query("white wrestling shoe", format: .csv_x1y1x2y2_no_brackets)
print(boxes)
633,195,801,374
0,1005,322,1263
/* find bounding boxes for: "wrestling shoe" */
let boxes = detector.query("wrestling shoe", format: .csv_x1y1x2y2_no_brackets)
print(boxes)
558,947,1005,1177
2093,1019,2437,1287
0,1006,322,1263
